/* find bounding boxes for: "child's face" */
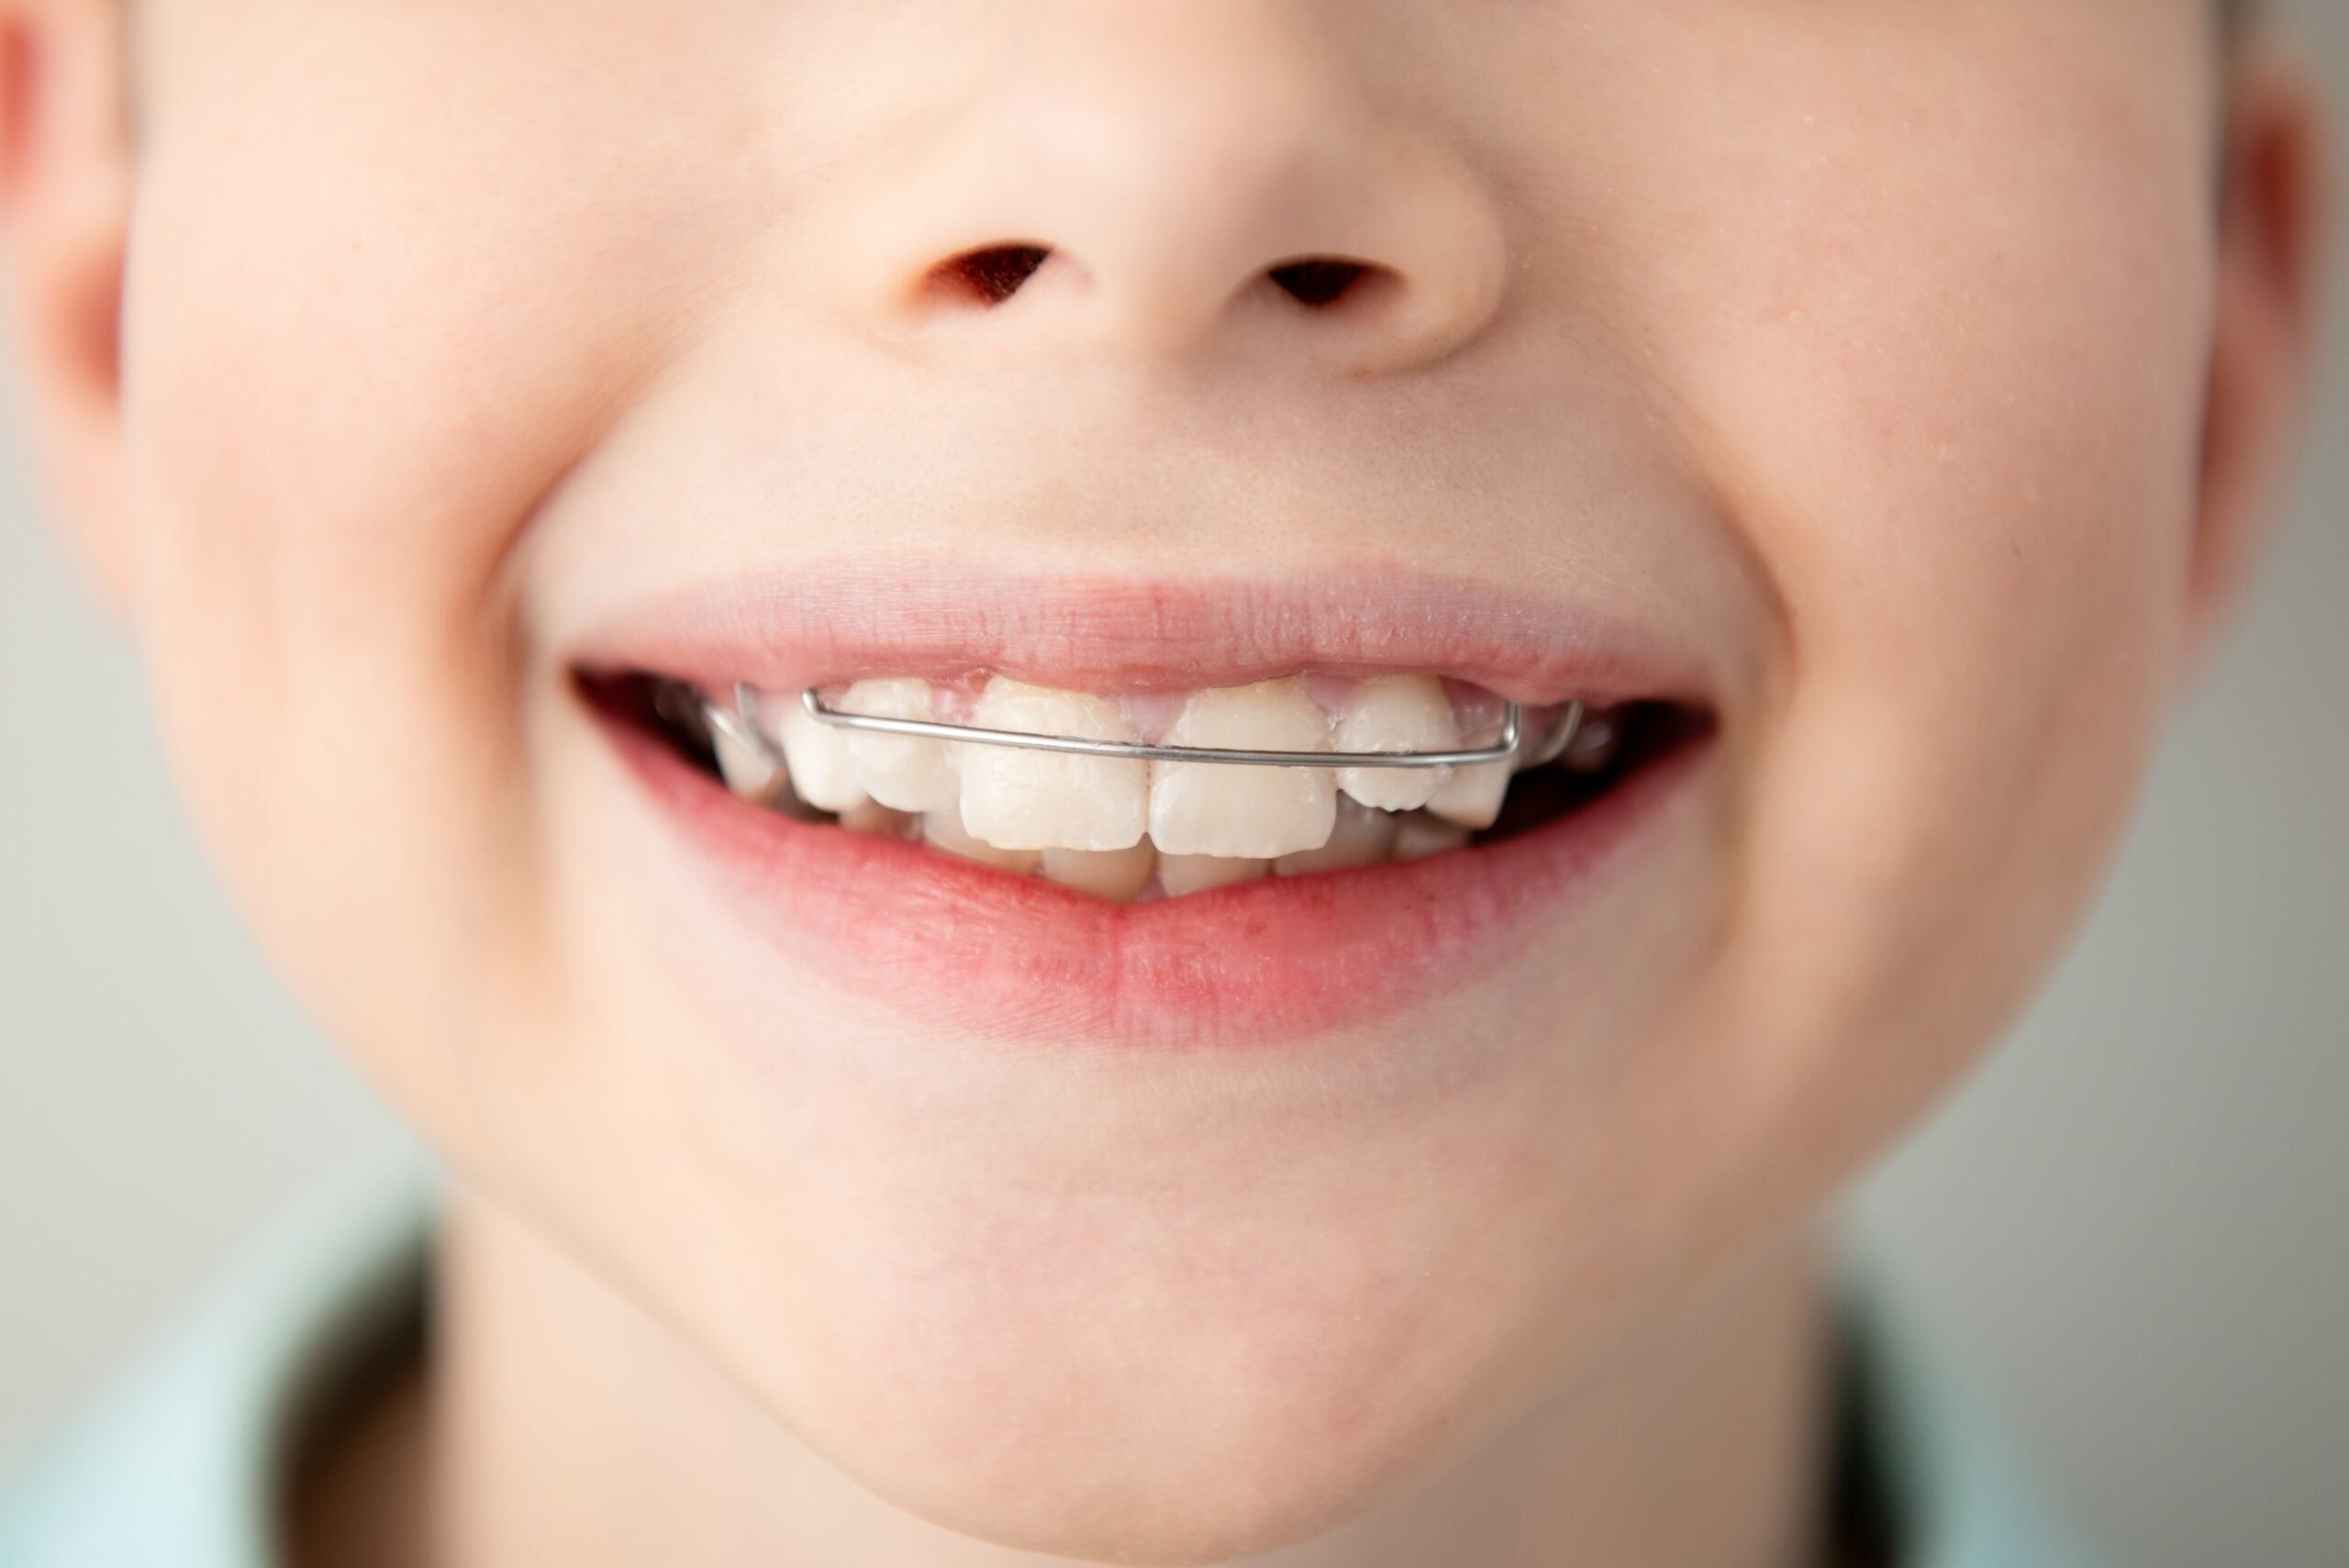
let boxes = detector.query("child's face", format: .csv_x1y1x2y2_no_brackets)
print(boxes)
25,0,2307,1557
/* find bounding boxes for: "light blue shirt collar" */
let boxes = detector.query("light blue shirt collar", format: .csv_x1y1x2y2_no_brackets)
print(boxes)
0,1151,2097,1568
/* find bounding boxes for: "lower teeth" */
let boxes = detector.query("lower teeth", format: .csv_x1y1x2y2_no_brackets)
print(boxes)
1040,842,1160,902
1154,852,1271,898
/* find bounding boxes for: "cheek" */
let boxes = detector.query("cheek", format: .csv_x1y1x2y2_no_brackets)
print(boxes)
114,13,744,1089
1638,22,2217,1138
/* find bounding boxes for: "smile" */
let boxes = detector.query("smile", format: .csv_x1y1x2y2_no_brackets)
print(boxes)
654,673,1632,901
573,569,1721,1043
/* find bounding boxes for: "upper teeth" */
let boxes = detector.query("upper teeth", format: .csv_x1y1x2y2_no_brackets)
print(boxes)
711,715,790,805
961,680,1151,851
837,678,961,814
772,687,868,814
1424,753,1513,830
729,673,1579,897
1148,680,1336,859
1333,674,1458,813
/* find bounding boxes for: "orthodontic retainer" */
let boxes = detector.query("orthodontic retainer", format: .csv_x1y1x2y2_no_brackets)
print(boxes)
703,685,1586,775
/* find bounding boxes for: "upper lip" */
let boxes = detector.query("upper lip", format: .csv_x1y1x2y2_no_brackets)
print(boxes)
566,562,1720,711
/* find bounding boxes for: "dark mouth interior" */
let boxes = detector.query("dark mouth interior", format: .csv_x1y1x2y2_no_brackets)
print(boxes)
584,671,1709,853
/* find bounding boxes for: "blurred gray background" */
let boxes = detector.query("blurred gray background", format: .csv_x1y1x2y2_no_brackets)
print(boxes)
2,11,2344,1565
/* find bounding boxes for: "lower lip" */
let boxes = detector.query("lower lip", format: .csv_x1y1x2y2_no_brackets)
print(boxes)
609,719,1708,1050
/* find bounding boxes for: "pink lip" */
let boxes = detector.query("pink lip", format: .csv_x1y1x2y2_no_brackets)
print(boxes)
605,717,1705,1050
571,564,1716,709
576,564,1719,1048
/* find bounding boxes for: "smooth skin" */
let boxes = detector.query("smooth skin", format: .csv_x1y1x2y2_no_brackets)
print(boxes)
0,3,2327,1566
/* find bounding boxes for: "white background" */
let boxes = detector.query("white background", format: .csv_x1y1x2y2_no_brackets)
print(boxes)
3,9,2343,1562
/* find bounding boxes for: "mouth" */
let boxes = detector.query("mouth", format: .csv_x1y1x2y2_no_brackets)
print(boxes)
600,671,1692,896
573,572,1719,1046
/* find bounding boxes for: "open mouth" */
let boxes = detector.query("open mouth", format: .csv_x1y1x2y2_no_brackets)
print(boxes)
589,669,1703,904
566,571,1723,1043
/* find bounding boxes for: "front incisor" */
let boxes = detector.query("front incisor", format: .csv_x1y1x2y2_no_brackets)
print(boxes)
1149,679,1337,859
960,679,1150,851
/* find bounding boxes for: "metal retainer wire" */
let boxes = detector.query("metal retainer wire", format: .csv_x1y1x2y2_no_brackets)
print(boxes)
707,684,1585,772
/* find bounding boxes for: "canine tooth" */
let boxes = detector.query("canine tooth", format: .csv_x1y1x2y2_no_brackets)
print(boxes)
960,679,1150,851
840,678,960,813
1333,674,1457,812
1426,706,1512,828
713,724,788,804
773,695,869,813
1393,813,1473,862
1149,680,1336,859
922,809,1041,874
1156,853,1270,896
1275,797,1399,876
1427,762,1509,828
1041,843,1157,902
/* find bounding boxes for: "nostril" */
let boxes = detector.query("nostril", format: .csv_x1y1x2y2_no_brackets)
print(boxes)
930,244,1052,306
1267,257,1371,307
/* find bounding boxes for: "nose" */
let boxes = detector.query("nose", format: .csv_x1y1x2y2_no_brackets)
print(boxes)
829,2,1509,374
